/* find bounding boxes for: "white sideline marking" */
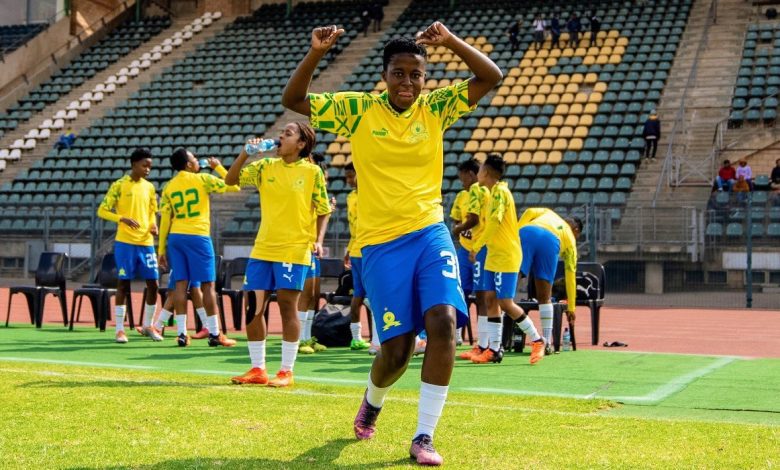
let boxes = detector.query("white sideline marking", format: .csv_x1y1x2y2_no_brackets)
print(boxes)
465,356,738,404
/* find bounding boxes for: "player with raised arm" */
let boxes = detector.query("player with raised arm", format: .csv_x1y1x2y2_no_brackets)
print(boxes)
281,21,502,465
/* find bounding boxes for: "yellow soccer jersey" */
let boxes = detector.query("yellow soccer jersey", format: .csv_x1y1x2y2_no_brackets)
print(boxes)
473,182,520,273
467,182,491,249
518,207,579,310
346,189,362,257
158,170,238,255
239,157,331,265
97,175,157,247
309,80,474,246
449,189,472,251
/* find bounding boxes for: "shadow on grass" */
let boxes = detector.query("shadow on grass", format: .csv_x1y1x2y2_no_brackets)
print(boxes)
69,438,412,469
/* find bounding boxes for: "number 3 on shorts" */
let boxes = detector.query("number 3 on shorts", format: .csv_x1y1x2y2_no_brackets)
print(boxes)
145,253,158,269
440,250,460,281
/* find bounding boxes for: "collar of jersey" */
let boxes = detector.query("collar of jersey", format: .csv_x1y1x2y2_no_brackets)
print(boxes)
379,91,418,118
278,157,306,167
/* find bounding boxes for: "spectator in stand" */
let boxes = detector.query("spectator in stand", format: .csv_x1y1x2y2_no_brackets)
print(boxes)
736,159,753,190
370,2,384,33
770,158,780,191
715,159,736,192
550,14,562,49
55,128,76,150
360,8,371,36
642,110,661,162
567,13,581,48
589,12,601,46
733,175,751,204
532,14,546,50
507,19,521,52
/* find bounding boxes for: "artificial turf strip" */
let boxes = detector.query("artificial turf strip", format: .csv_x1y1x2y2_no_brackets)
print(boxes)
0,361,778,469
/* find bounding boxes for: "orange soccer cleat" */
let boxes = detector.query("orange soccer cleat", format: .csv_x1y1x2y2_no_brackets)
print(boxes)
470,347,503,364
267,370,294,388
231,367,269,385
458,345,483,360
530,340,546,365
191,328,210,340
208,333,237,347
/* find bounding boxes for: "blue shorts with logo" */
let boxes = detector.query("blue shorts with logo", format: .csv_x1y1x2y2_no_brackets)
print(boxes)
362,223,468,344
519,225,561,284
349,256,366,298
167,234,215,283
472,246,489,291
483,270,519,299
243,258,309,291
114,241,159,281
305,254,320,280
456,246,474,295
167,270,201,290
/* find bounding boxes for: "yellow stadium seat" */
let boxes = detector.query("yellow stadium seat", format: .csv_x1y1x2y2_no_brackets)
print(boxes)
509,139,523,151
584,103,599,114
517,76,530,86
524,139,538,151
478,140,494,152
517,151,533,164
529,127,544,139
342,142,352,154
336,134,348,143
472,128,487,139
493,117,507,128
529,75,544,86
609,54,622,64
525,84,538,95
535,66,548,76
587,47,599,56
465,37,476,45
494,140,508,152
569,103,584,115
556,74,570,85
601,46,613,55
574,47,587,56
553,138,568,150
514,127,529,139
332,154,347,166
549,115,564,127
486,128,501,139
532,94,546,105
458,62,469,71
538,84,552,95
532,58,545,67
445,62,459,71
538,139,553,151
558,126,574,138
508,67,522,77
555,103,570,115
595,55,608,65
574,92,589,104
497,85,511,96
543,127,558,138
565,83,579,94
532,151,548,164
568,138,583,151
520,58,533,67
504,116,519,128
611,31,623,40
537,48,549,58
564,115,580,127
579,115,593,126
510,85,524,95
490,95,505,107
552,85,566,97
521,67,535,77
504,76,517,86
503,152,518,164
597,31,608,39
583,56,596,65
560,93,575,104
500,128,515,139
429,54,441,62
546,93,560,105
544,57,557,67
518,94,533,105
478,117,493,128
375,81,387,91
549,48,562,58
440,53,453,62
616,36,628,46
327,142,341,154
594,82,608,93
505,95,519,106
585,73,599,84
573,126,589,137
561,47,574,57
543,74,557,85
475,36,487,45
570,73,584,84
482,44,494,53
439,79,451,87
604,38,616,47
588,92,603,103
547,151,563,164
465,140,479,152
474,152,487,162
613,45,626,55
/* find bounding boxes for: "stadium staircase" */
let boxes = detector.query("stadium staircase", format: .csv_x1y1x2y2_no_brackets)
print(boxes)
0,13,229,188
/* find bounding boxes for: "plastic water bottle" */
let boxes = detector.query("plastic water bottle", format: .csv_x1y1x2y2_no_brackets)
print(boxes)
563,328,572,351
198,158,209,169
245,138,278,155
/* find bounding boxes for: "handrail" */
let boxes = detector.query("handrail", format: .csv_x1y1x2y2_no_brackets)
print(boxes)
652,0,718,206
0,0,133,107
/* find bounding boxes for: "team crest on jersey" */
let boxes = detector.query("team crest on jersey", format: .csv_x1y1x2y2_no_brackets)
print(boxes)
382,309,401,331
292,177,305,192
118,268,126,277
406,121,429,144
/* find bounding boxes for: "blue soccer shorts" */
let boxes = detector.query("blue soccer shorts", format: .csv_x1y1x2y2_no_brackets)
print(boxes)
167,234,215,283
456,246,474,295
349,256,366,298
243,258,309,292
114,241,159,281
305,254,321,280
362,223,468,344
519,225,561,284
472,246,489,292
167,270,201,290
483,270,519,299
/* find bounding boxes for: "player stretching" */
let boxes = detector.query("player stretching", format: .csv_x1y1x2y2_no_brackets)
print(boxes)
158,150,238,348
97,148,160,343
227,122,331,387
517,207,582,352
344,162,372,350
470,154,545,364
282,22,502,465
450,158,490,356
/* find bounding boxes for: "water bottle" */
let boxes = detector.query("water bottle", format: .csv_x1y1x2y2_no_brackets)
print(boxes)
245,138,278,155
563,328,572,351
198,158,209,169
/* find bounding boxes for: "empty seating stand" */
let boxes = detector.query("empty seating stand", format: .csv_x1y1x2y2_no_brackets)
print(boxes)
729,23,780,128
0,23,46,54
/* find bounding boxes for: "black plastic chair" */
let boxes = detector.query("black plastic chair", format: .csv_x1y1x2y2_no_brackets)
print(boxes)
220,257,249,330
5,252,68,328
70,253,118,331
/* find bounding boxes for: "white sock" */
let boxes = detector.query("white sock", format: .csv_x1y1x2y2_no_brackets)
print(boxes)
143,303,155,328
366,376,391,408
248,340,266,369
477,316,489,349
280,340,299,371
114,305,125,332
487,317,503,351
176,314,187,336
155,309,172,330
297,311,308,341
196,307,208,330
350,322,362,341
207,314,220,336
305,310,315,340
370,314,380,346
416,382,448,438
539,303,554,345
518,316,541,342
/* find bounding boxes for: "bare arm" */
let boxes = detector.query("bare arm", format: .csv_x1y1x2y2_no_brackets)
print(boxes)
224,147,248,186
313,213,331,257
282,25,345,116
453,213,479,238
416,22,503,107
